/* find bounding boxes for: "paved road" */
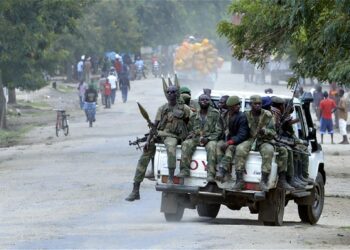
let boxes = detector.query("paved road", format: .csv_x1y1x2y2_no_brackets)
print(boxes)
0,64,349,248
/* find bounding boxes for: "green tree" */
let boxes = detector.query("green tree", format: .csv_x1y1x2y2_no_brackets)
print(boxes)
217,0,350,86
0,0,89,128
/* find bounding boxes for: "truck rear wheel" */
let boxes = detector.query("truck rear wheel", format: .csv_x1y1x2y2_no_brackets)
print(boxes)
164,206,184,222
258,188,285,226
298,172,324,225
161,192,185,222
197,203,220,218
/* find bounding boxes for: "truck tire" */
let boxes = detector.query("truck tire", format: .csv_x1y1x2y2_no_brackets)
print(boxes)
298,172,325,225
196,203,220,218
164,206,184,222
258,188,285,226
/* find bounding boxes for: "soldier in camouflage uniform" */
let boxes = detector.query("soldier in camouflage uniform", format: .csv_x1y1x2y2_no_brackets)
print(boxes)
178,94,221,182
233,95,276,191
215,96,249,182
270,96,295,191
125,83,191,201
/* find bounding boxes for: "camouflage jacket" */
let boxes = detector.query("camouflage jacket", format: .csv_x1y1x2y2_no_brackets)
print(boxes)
156,102,191,141
188,106,221,141
245,109,276,143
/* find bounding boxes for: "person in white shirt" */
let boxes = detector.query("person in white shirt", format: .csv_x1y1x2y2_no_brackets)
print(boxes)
107,71,118,104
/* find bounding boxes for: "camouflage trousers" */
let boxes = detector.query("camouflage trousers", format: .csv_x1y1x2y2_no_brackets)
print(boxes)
133,136,178,183
235,139,274,173
216,140,236,172
180,138,217,177
275,146,288,173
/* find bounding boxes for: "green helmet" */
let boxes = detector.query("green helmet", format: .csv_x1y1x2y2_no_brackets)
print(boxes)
250,95,262,103
226,95,240,106
180,86,191,95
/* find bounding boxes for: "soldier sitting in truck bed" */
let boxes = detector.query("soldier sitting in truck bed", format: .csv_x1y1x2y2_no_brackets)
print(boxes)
178,94,221,182
215,95,250,182
233,95,276,191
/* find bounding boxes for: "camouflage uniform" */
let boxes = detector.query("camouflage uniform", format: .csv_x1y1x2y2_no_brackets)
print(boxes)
133,102,191,183
180,106,221,178
235,106,276,174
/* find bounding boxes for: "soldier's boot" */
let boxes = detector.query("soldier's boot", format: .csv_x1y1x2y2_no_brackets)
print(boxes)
125,182,141,201
287,175,304,189
277,171,295,191
259,172,269,192
293,158,307,186
215,166,227,182
167,168,175,184
232,171,245,191
207,172,216,183
145,165,155,180
301,172,314,185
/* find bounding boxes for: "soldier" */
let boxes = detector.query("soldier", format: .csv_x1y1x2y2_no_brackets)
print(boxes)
178,94,221,182
270,96,295,191
125,81,191,201
233,95,276,191
216,96,249,182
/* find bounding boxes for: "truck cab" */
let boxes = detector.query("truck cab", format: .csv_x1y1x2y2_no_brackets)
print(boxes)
154,90,325,226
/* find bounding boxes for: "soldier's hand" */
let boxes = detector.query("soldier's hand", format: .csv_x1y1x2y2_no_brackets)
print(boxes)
200,137,208,146
221,142,229,151
143,142,150,152
258,128,265,136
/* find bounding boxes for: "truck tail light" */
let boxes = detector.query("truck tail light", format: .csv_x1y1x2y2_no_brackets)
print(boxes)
244,182,260,191
161,175,181,185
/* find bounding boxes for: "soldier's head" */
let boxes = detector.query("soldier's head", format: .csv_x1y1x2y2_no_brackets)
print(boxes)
180,93,191,105
271,96,285,112
198,94,210,109
226,95,241,113
218,95,229,111
250,95,262,112
166,85,179,103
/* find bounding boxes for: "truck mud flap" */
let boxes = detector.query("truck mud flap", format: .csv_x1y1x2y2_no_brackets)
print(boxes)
156,184,199,194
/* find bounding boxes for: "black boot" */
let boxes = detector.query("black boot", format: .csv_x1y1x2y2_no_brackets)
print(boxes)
259,172,269,192
287,175,304,189
277,171,295,191
215,165,226,182
232,171,244,190
125,182,140,201
167,168,175,184
294,157,307,186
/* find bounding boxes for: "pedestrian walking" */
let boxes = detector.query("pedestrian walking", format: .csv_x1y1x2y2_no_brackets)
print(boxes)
77,80,87,109
107,71,118,104
319,91,337,144
119,64,130,103
337,89,349,144
103,79,112,108
77,55,84,81
84,57,92,84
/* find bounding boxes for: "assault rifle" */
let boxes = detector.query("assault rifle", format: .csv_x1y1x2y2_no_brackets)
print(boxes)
129,133,149,150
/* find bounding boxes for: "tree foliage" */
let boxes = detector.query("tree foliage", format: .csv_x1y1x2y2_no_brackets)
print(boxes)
217,0,350,86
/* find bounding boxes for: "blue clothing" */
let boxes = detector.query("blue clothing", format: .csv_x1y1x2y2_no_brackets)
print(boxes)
320,117,333,134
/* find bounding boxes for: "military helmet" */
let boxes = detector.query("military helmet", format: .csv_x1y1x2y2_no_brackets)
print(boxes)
250,95,262,103
226,95,240,106
180,86,191,95
180,93,191,104
271,96,284,104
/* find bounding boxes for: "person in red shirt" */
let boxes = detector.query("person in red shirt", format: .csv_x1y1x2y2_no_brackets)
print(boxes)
319,91,337,144
103,79,112,109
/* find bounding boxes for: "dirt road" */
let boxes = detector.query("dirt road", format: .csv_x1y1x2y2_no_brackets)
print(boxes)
0,65,349,248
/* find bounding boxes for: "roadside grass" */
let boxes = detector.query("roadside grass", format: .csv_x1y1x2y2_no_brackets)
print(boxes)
56,84,75,93
16,100,51,110
0,125,33,147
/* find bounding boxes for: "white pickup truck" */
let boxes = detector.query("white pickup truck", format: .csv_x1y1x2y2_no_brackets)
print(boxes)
154,90,325,226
